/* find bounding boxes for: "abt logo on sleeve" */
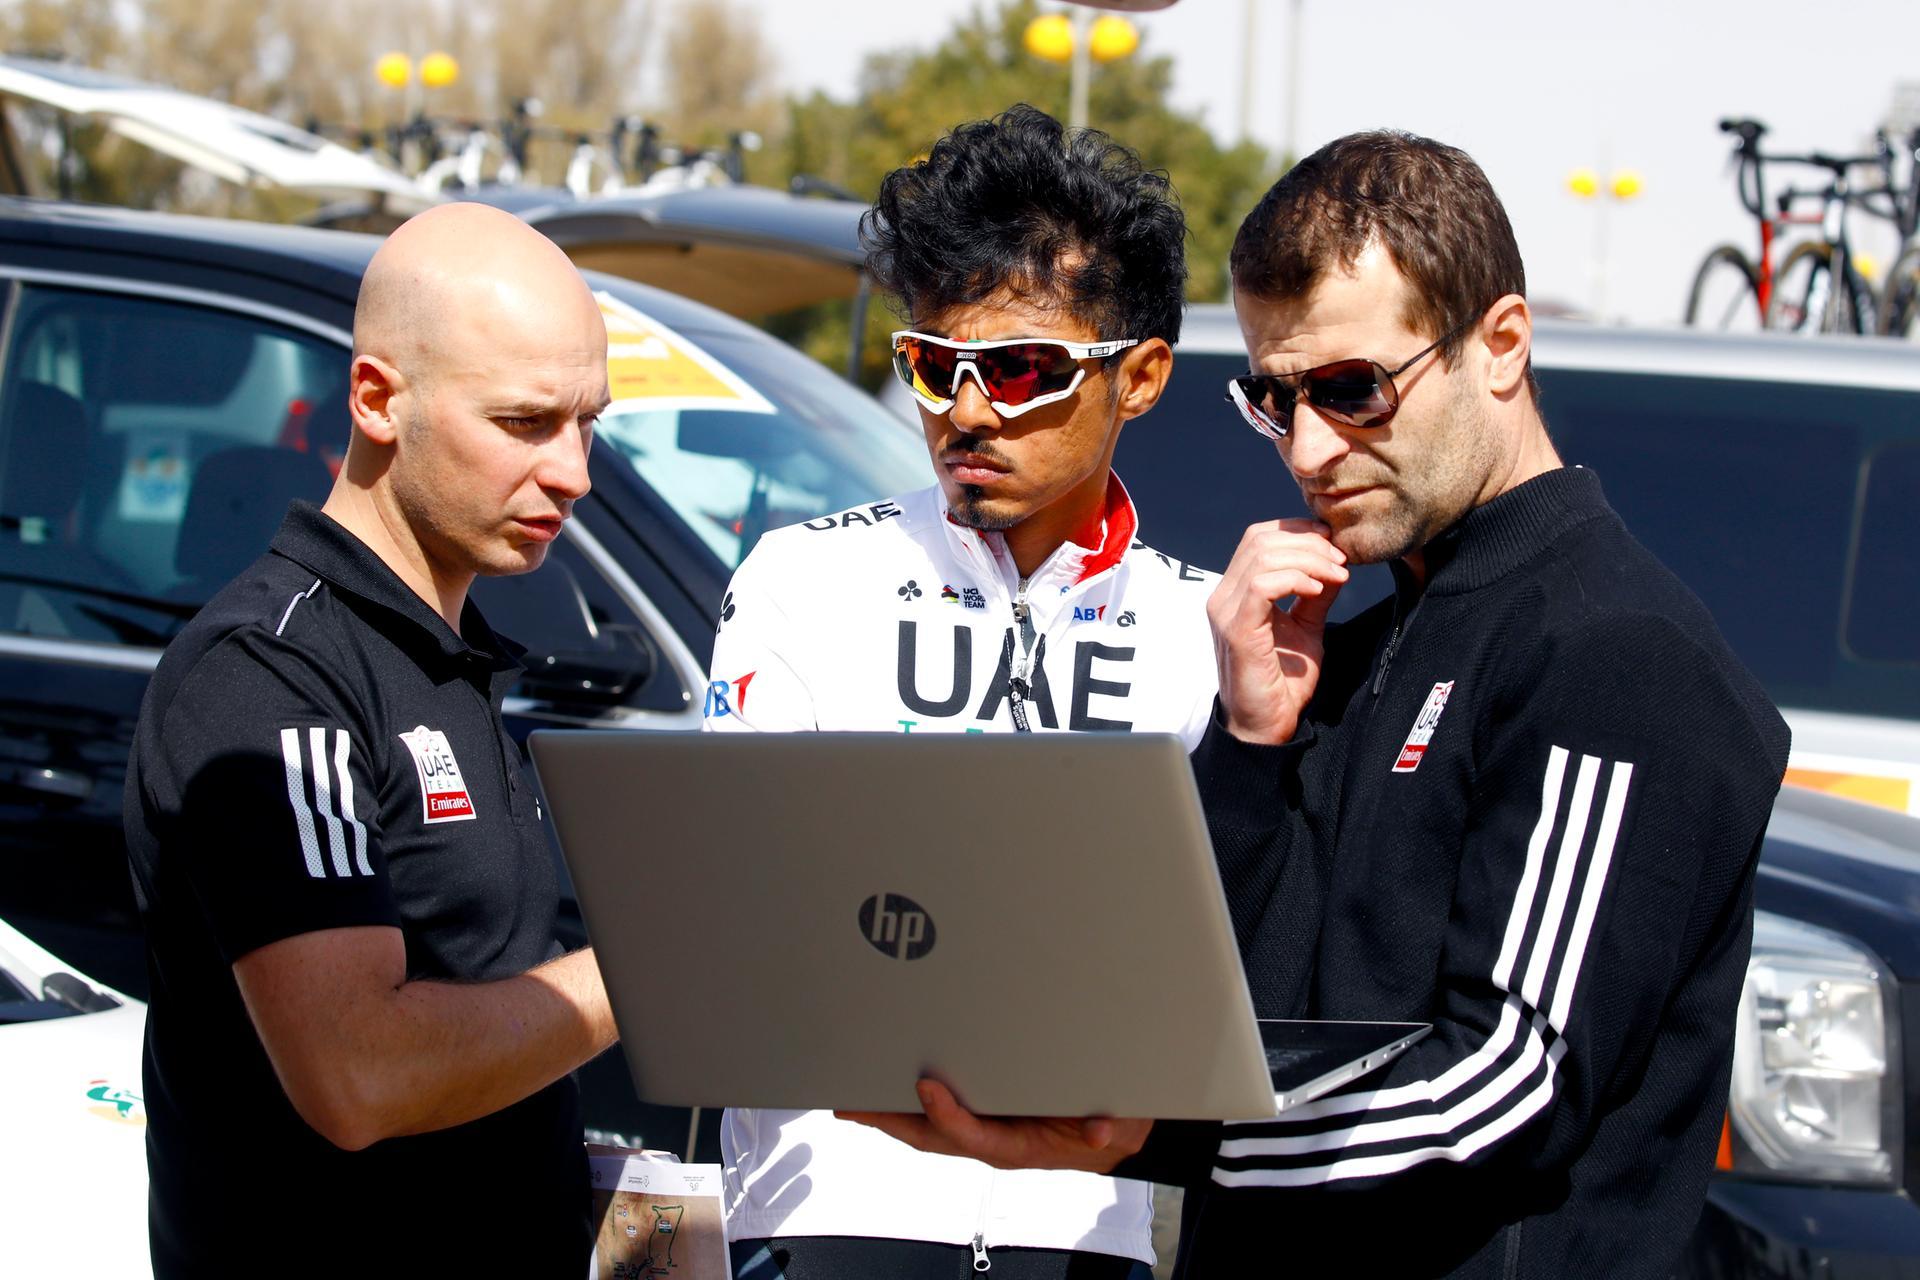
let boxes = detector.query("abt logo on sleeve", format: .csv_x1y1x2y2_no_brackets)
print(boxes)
398,726,477,823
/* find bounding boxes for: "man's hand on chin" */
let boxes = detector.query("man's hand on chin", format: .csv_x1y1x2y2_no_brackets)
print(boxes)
837,1080,1154,1173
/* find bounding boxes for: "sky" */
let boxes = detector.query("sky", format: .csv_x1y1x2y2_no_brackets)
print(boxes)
749,0,1920,326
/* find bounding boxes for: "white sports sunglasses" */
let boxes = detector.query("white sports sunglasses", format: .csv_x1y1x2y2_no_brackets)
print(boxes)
889,330,1141,418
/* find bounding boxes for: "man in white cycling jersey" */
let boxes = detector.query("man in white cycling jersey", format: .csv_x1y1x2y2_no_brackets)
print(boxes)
703,104,1215,1278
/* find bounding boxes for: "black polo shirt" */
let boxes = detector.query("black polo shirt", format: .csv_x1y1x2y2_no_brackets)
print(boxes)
125,502,588,1278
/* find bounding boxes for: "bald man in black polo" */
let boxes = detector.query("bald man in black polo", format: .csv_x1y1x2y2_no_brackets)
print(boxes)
126,204,617,1276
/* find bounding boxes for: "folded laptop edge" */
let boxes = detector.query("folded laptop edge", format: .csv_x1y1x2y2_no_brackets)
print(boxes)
1266,1022,1432,1114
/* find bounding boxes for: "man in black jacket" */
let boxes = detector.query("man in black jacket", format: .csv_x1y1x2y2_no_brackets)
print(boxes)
848,131,1791,1278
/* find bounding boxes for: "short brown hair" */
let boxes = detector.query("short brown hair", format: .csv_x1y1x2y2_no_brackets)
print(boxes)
1230,131,1528,379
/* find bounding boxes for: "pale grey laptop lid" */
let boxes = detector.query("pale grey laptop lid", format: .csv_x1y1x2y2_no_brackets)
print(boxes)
531,730,1284,1120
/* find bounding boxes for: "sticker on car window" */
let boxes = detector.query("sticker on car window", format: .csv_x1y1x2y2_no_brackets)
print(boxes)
596,292,776,416
116,431,191,522
1785,750,1920,817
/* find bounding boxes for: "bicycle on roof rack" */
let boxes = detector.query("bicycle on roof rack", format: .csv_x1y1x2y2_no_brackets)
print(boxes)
309,103,765,201
1685,117,1894,335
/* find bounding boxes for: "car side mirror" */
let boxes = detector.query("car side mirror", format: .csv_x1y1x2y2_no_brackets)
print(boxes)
517,647,655,706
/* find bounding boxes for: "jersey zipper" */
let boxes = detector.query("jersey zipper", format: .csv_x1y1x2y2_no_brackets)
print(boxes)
969,1145,997,1271
1007,579,1041,732
1370,594,1425,696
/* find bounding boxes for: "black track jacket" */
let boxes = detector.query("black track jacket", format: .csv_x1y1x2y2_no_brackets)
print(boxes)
1117,468,1790,1278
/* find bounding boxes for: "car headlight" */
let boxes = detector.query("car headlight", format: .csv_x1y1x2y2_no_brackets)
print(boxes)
1726,911,1899,1185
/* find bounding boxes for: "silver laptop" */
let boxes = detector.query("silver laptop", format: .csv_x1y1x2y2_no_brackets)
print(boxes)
529,730,1427,1121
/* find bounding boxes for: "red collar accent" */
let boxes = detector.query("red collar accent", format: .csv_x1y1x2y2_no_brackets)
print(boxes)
1070,472,1136,584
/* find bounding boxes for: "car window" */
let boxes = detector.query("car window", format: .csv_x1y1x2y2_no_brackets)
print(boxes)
589,289,931,572
0,284,344,646
0,281,686,714
1537,369,1918,721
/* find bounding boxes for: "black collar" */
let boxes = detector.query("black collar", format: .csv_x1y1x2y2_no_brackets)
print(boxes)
268,501,521,677
1393,467,1614,599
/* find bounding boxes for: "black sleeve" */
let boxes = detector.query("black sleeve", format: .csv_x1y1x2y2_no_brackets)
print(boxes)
152,630,400,963
1190,703,1329,1020
1185,616,1786,1197
1112,1117,1225,1188
1117,708,1329,1188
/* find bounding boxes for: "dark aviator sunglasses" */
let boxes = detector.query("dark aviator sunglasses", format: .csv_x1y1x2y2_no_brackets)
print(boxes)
1225,316,1476,440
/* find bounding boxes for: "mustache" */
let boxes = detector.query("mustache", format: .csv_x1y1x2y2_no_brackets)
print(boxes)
1299,466,1389,496
944,437,1014,468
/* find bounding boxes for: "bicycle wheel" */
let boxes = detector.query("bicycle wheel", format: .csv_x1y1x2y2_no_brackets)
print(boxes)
1769,240,1870,334
1684,245,1762,330
1878,244,1920,338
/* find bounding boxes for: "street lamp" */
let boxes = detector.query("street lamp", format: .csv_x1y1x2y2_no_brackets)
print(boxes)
374,52,412,90
419,52,460,91
375,50,460,174
1088,15,1140,61
373,49,459,102
1023,7,1140,130
1567,165,1643,320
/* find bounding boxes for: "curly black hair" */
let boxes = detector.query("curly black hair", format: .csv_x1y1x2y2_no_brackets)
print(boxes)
861,104,1187,347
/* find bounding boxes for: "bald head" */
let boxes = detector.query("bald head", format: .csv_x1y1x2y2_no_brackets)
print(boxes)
353,202,602,377
328,202,609,624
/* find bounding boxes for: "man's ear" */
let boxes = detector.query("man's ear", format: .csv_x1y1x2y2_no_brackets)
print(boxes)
1481,294,1532,399
349,355,406,446
1114,337,1173,422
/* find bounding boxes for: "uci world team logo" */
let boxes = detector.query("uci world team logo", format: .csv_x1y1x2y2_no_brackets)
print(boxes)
859,892,937,960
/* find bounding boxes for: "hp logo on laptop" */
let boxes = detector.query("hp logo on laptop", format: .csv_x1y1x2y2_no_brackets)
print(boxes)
859,893,936,960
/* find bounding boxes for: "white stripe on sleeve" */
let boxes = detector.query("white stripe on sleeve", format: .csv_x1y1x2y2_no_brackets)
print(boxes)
1215,1039,1569,1187
1550,761,1633,1028
331,729,373,877
1212,746,1635,1188
1492,745,1570,988
1521,753,1599,1010
279,727,326,878
308,726,352,878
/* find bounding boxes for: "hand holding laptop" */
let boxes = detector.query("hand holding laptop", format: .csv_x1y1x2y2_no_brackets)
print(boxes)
838,1080,1151,1174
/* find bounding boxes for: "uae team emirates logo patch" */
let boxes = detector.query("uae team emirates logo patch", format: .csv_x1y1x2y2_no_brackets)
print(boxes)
1393,681,1456,774
398,725,477,823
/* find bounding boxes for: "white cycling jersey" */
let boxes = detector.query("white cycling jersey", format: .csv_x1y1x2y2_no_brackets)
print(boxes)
703,474,1218,1262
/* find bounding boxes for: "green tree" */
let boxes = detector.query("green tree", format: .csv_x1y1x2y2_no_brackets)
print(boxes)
657,0,778,151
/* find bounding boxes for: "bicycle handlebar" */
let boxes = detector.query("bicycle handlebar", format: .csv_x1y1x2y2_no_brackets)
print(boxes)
1775,180,1902,224
1800,151,1885,174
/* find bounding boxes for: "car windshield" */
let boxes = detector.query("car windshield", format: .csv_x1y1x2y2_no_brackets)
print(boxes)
587,288,931,571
